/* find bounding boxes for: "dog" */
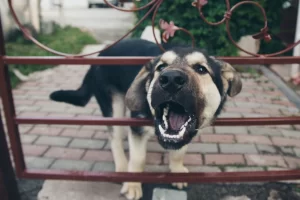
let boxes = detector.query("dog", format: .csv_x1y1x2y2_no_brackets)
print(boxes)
50,38,242,200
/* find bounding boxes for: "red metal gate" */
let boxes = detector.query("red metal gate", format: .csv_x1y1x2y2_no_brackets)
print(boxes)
1,0,300,194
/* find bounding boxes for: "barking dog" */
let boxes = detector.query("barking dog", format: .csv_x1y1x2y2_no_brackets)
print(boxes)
50,38,242,200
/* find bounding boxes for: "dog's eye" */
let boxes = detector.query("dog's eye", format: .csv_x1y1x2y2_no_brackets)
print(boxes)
194,64,208,74
157,63,168,72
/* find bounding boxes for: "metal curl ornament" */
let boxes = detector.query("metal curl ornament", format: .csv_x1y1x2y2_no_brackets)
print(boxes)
195,0,300,57
6,0,300,58
159,19,195,48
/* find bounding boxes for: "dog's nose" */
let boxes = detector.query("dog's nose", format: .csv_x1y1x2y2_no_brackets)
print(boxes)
159,70,187,93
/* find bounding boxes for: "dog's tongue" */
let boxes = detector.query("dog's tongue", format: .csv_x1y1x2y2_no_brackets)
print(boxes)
168,110,188,131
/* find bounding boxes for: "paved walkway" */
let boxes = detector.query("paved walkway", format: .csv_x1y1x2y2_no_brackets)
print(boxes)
1,45,300,174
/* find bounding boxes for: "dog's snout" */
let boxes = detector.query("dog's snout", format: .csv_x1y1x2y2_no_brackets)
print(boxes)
159,70,187,93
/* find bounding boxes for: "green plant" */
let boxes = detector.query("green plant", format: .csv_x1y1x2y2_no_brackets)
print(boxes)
5,24,97,88
132,0,289,56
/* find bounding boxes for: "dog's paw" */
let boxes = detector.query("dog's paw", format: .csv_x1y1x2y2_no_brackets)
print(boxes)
120,182,142,200
170,165,189,190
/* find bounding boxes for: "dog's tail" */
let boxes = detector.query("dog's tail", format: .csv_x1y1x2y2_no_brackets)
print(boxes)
49,67,93,107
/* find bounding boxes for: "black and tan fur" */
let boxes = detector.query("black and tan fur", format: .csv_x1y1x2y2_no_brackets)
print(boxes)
50,38,242,200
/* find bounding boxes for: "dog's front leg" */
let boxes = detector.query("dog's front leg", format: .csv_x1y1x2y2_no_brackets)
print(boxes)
169,145,189,189
121,131,149,200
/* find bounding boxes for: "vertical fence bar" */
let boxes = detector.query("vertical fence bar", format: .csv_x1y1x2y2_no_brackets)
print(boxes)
0,113,21,200
0,13,26,176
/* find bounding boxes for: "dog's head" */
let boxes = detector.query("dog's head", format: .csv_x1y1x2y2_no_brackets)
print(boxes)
125,47,242,150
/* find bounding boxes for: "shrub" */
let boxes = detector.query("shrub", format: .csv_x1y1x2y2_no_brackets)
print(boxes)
132,0,289,56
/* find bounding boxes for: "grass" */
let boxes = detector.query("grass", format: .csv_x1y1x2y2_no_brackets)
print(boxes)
5,24,98,88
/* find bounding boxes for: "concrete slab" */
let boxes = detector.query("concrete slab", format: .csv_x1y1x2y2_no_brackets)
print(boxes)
152,188,187,200
37,180,124,200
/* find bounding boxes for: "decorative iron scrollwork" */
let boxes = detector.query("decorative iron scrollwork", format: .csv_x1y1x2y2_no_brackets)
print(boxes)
6,0,300,57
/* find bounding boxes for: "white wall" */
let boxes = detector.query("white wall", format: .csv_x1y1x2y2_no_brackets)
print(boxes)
0,0,41,39
41,0,88,10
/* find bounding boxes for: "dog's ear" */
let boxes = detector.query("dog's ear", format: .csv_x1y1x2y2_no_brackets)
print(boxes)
125,60,155,111
220,62,242,97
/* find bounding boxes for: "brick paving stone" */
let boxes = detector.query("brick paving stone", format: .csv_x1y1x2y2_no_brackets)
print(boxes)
292,148,300,157
14,99,35,105
44,147,85,160
35,136,71,147
219,113,242,118
281,129,300,139
164,154,202,165
80,125,107,132
18,125,33,134
19,111,48,117
181,154,203,165
205,154,245,165
22,145,49,156
266,125,294,129
257,144,277,154
225,167,264,172
267,167,288,171
25,156,54,169
145,165,169,172
147,153,163,165
280,107,300,114
294,125,300,130
65,108,95,114
69,138,106,149
235,102,262,108
242,113,270,117
198,126,214,134
245,155,287,167
16,106,40,112
187,166,221,172
215,126,249,135
92,162,115,172
248,127,282,136
93,131,110,139
235,92,253,97
61,128,95,138
51,124,81,129
224,101,236,107
284,157,300,168
50,159,93,171
29,126,63,136
235,135,272,145
147,142,166,152
253,108,282,116
220,144,258,154
39,107,68,113
47,113,75,118
187,143,218,153
272,137,300,148
21,135,38,144
82,150,114,162
224,107,254,113
200,134,235,143
280,147,295,156
273,100,296,107
104,141,128,151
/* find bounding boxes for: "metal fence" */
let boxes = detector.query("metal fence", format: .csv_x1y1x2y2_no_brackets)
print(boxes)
1,0,300,198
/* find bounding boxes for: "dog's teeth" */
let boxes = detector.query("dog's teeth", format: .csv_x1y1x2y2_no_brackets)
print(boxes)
162,115,168,129
159,124,166,134
179,126,186,137
179,117,192,131
164,107,169,116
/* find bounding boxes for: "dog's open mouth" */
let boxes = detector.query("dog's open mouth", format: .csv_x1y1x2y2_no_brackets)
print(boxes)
155,101,196,145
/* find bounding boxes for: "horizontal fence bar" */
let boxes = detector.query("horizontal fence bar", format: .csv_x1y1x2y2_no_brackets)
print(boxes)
3,56,300,65
15,116,300,126
21,169,300,183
